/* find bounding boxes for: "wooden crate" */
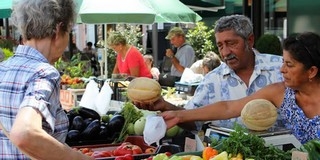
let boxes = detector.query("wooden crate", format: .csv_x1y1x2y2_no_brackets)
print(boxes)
60,89,85,111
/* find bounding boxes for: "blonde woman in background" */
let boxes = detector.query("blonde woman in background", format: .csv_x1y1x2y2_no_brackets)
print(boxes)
107,32,152,78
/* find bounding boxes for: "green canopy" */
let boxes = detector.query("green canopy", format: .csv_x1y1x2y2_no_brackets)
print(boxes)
79,0,156,24
79,0,202,24
144,0,202,23
0,0,12,19
75,0,83,23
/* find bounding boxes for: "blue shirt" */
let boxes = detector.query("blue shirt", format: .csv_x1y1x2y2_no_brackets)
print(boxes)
171,43,195,77
280,87,320,144
184,51,284,129
0,45,68,159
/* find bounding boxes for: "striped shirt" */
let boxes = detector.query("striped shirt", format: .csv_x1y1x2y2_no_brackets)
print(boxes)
184,51,284,129
0,45,69,159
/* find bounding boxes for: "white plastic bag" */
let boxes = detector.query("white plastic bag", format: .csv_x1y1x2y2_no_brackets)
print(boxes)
143,115,166,146
79,80,99,111
95,80,113,115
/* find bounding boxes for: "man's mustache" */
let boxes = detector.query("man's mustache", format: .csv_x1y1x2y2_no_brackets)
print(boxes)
224,54,236,61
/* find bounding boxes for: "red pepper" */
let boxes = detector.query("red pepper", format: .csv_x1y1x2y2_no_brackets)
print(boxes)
114,154,134,160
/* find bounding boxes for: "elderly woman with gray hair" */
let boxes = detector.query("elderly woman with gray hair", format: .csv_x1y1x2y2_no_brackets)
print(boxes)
0,0,93,159
190,51,221,75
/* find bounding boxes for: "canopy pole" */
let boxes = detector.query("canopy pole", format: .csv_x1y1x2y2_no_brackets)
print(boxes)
152,23,158,68
104,24,108,78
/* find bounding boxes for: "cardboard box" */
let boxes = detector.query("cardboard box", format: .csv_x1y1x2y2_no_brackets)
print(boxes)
60,89,85,111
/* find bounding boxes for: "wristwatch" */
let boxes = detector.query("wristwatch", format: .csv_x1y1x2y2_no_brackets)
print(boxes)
169,55,174,59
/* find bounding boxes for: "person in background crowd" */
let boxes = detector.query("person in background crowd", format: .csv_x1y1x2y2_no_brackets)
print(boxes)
144,54,160,80
107,32,152,78
165,27,196,79
82,41,99,76
190,51,221,75
136,15,284,131
202,51,221,74
0,0,93,159
160,32,320,144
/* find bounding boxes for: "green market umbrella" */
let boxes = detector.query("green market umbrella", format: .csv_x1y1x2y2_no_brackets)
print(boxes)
79,0,156,24
75,0,84,23
144,0,202,23
79,0,202,24
0,0,12,19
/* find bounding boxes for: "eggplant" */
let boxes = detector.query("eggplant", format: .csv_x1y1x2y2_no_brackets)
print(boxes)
77,107,101,120
107,115,125,133
71,116,85,131
80,119,101,140
83,118,93,127
66,109,80,126
66,130,80,142
99,124,113,141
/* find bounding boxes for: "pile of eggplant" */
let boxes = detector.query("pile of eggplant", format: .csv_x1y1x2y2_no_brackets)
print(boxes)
65,107,125,145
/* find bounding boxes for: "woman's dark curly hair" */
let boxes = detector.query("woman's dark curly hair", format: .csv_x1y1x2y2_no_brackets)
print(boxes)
283,32,320,78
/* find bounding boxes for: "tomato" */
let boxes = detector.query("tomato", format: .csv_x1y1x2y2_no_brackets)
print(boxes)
91,151,113,158
145,147,156,154
165,152,172,157
84,151,93,157
113,143,143,156
80,148,91,154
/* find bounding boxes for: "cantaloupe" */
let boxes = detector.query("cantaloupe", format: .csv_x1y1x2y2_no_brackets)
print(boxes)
241,99,278,131
127,77,162,103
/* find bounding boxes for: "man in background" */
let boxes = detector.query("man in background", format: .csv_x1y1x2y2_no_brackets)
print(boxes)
165,27,196,80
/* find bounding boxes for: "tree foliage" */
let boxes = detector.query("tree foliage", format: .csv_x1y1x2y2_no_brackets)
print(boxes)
186,22,217,60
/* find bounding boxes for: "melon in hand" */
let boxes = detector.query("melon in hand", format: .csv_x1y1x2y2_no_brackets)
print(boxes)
241,99,278,131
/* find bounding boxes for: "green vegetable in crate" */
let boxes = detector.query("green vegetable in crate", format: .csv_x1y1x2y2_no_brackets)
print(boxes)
134,117,146,136
165,125,180,137
114,102,143,143
217,125,292,159
299,139,320,159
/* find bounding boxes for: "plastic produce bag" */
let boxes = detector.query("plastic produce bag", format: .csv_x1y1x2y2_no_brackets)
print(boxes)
143,115,166,146
79,80,99,111
95,80,113,115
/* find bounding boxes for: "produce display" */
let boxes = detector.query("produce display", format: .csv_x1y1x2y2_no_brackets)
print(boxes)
211,125,292,159
127,77,162,104
240,99,277,131
73,140,156,159
61,74,86,89
66,107,125,144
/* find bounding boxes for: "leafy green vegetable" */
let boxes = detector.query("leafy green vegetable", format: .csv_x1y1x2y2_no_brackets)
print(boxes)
217,125,292,159
114,102,143,143
299,139,320,159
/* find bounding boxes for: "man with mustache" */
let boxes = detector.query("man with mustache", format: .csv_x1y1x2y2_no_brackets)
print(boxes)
136,15,283,130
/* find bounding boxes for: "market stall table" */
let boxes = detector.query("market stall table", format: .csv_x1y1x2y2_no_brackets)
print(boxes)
204,123,301,149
